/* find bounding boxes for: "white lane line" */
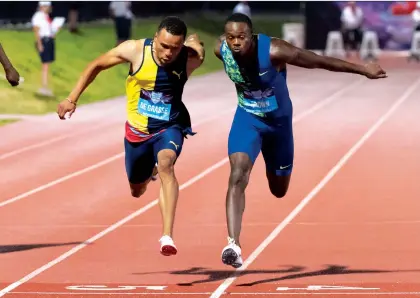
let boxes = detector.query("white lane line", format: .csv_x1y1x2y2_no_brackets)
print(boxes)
208,77,420,298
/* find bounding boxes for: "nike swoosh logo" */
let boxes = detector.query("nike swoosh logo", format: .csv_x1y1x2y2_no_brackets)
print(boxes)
279,164,291,170
259,71,268,76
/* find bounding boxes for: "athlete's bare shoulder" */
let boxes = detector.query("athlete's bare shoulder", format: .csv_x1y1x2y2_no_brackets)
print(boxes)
214,34,226,60
111,39,145,64
269,37,300,68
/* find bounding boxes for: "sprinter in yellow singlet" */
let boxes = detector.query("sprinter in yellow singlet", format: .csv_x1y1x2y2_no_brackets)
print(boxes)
56,16,205,256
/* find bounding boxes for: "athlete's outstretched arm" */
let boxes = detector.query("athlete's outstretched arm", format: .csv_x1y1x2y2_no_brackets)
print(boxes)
270,38,387,79
185,33,205,77
67,40,138,104
57,40,140,119
0,43,20,86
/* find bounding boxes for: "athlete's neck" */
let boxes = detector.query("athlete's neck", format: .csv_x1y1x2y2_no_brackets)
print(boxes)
151,41,166,67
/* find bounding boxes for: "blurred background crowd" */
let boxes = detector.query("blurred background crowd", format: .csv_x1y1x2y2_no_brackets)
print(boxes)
0,1,419,120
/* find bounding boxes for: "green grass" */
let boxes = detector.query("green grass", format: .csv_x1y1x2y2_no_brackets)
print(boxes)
0,119,19,126
0,14,291,115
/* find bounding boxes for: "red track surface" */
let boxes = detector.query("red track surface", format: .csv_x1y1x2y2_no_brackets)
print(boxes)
0,57,419,297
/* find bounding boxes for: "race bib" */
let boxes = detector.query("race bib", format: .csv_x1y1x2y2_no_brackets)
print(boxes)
240,88,278,114
138,89,172,121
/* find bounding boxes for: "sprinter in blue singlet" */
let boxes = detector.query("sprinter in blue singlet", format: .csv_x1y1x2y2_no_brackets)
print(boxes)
214,13,387,268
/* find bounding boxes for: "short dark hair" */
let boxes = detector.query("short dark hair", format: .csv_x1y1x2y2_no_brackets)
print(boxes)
158,16,187,38
225,13,253,31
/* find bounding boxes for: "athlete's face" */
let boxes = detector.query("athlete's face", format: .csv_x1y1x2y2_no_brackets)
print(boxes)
224,22,253,57
153,28,185,65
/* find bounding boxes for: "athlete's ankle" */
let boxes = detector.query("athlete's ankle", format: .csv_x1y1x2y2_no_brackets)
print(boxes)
228,236,241,247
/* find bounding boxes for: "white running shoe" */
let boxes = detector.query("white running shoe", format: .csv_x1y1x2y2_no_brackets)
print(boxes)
221,237,243,268
159,235,177,256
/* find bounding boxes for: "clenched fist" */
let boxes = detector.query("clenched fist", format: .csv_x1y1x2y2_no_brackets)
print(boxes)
57,98,77,120
364,62,387,79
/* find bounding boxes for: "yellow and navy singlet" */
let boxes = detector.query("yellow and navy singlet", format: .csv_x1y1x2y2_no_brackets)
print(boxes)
125,38,194,143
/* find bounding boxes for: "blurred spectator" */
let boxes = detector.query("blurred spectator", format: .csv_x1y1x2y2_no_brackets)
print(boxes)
109,1,133,45
68,2,81,34
32,1,61,96
390,1,417,15
340,1,364,57
413,2,420,31
233,1,251,19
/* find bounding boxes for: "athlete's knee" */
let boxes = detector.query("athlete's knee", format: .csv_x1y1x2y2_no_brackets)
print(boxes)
269,186,288,198
228,154,253,189
267,173,291,199
157,149,177,179
130,183,148,198
229,166,251,189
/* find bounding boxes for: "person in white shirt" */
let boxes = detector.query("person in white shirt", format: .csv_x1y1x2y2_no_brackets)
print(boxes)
412,2,420,31
340,1,364,57
32,1,61,96
109,1,133,45
233,1,251,19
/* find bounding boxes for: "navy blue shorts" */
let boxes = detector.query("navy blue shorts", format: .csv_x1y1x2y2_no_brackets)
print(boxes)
36,37,55,64
228,106,294,176
124,126,184,184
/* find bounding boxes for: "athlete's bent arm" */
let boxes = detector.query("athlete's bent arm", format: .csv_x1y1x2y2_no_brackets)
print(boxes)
270,38,387,79
57,40,140,119
185,33,205,76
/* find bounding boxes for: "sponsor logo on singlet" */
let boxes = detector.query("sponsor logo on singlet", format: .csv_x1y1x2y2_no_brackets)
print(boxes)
240,87,278,114
138,89,172,121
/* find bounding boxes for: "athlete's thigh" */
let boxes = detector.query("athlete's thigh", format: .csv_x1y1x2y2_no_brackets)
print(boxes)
152,126,185,163
228,107,262,164
124,137,156,184
261,115,294,177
